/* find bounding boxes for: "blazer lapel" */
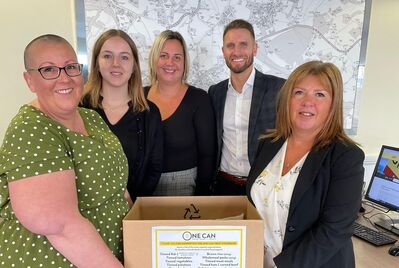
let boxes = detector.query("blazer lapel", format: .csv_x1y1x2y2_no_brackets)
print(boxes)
248,70,266,150
247,138,284,204
289,145,330,213
250,138,285,181
215,80,228,130
214,80,228,161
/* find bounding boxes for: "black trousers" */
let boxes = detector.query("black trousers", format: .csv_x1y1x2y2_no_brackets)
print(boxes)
212,173,247,196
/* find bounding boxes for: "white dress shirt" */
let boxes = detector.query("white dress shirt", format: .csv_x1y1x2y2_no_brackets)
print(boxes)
220,67,255,177
250,140,308,268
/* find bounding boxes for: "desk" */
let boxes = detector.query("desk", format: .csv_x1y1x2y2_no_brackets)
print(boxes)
353,205,398,267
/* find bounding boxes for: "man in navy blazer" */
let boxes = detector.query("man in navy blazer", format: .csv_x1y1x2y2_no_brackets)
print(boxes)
208,19,285,195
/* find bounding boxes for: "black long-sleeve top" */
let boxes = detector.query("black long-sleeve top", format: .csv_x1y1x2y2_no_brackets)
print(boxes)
145,85,217,195
81,97,163,200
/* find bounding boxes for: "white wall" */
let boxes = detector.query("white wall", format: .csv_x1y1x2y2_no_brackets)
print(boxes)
0,0,76,141
0,0,397,167
355,0,399,157
354,0,399,187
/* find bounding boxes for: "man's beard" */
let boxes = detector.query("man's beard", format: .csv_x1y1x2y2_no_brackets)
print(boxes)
225,56,254,74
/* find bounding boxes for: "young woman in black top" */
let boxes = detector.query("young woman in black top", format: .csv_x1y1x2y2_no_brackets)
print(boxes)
82,29,163,205
146,30,216,196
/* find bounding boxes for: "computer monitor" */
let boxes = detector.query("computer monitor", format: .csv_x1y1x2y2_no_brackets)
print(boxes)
365,145,399,235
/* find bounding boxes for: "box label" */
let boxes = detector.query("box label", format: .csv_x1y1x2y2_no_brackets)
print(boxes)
152,226,246,268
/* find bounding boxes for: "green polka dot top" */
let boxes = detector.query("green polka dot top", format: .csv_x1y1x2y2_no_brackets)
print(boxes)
0,105,129,267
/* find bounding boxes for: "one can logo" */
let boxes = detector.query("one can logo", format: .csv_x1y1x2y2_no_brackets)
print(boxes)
182,231,192,241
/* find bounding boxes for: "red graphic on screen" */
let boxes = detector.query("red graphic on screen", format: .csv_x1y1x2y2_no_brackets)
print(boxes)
383,160,399,179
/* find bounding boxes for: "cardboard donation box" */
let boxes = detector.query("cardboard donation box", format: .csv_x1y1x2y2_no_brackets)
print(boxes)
123,196,264,268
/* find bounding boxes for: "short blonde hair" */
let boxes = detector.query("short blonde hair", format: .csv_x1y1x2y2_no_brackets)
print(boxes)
265,60,355,149
83,29,148,112
148,30,190,85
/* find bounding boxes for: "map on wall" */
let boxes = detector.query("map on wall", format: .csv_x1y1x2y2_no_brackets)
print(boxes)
78,0,370,134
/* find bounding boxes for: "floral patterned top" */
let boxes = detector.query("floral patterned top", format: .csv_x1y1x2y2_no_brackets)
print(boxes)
250,140,308,268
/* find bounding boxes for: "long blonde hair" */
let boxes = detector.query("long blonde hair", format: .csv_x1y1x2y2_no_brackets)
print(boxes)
265,60,356,149
83,29,148,112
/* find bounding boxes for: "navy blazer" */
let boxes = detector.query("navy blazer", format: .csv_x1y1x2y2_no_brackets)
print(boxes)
247,138,365,268
208,69,285,169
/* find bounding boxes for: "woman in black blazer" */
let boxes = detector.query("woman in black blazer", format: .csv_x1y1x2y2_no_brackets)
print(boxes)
246,61,364,268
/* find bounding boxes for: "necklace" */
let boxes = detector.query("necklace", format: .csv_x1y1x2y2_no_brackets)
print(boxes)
284,153,304,169
102,101,129,111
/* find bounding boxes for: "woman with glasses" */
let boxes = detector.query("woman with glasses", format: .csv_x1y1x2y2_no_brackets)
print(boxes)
0,34,127,267
146,30,216,196
81,29,163,205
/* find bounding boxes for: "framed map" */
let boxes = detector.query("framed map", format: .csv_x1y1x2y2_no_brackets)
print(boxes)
75,0,371,134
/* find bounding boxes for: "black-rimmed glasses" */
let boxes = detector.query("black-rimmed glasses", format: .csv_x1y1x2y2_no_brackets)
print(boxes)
26,63,83,80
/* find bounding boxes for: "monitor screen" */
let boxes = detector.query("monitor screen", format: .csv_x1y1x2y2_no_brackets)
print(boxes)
365,145,399,212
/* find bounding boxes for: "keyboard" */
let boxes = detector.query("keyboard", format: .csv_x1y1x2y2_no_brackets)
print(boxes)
353,221,397,246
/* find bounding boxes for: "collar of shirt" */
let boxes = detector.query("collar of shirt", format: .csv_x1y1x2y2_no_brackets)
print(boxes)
227,67,256,95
